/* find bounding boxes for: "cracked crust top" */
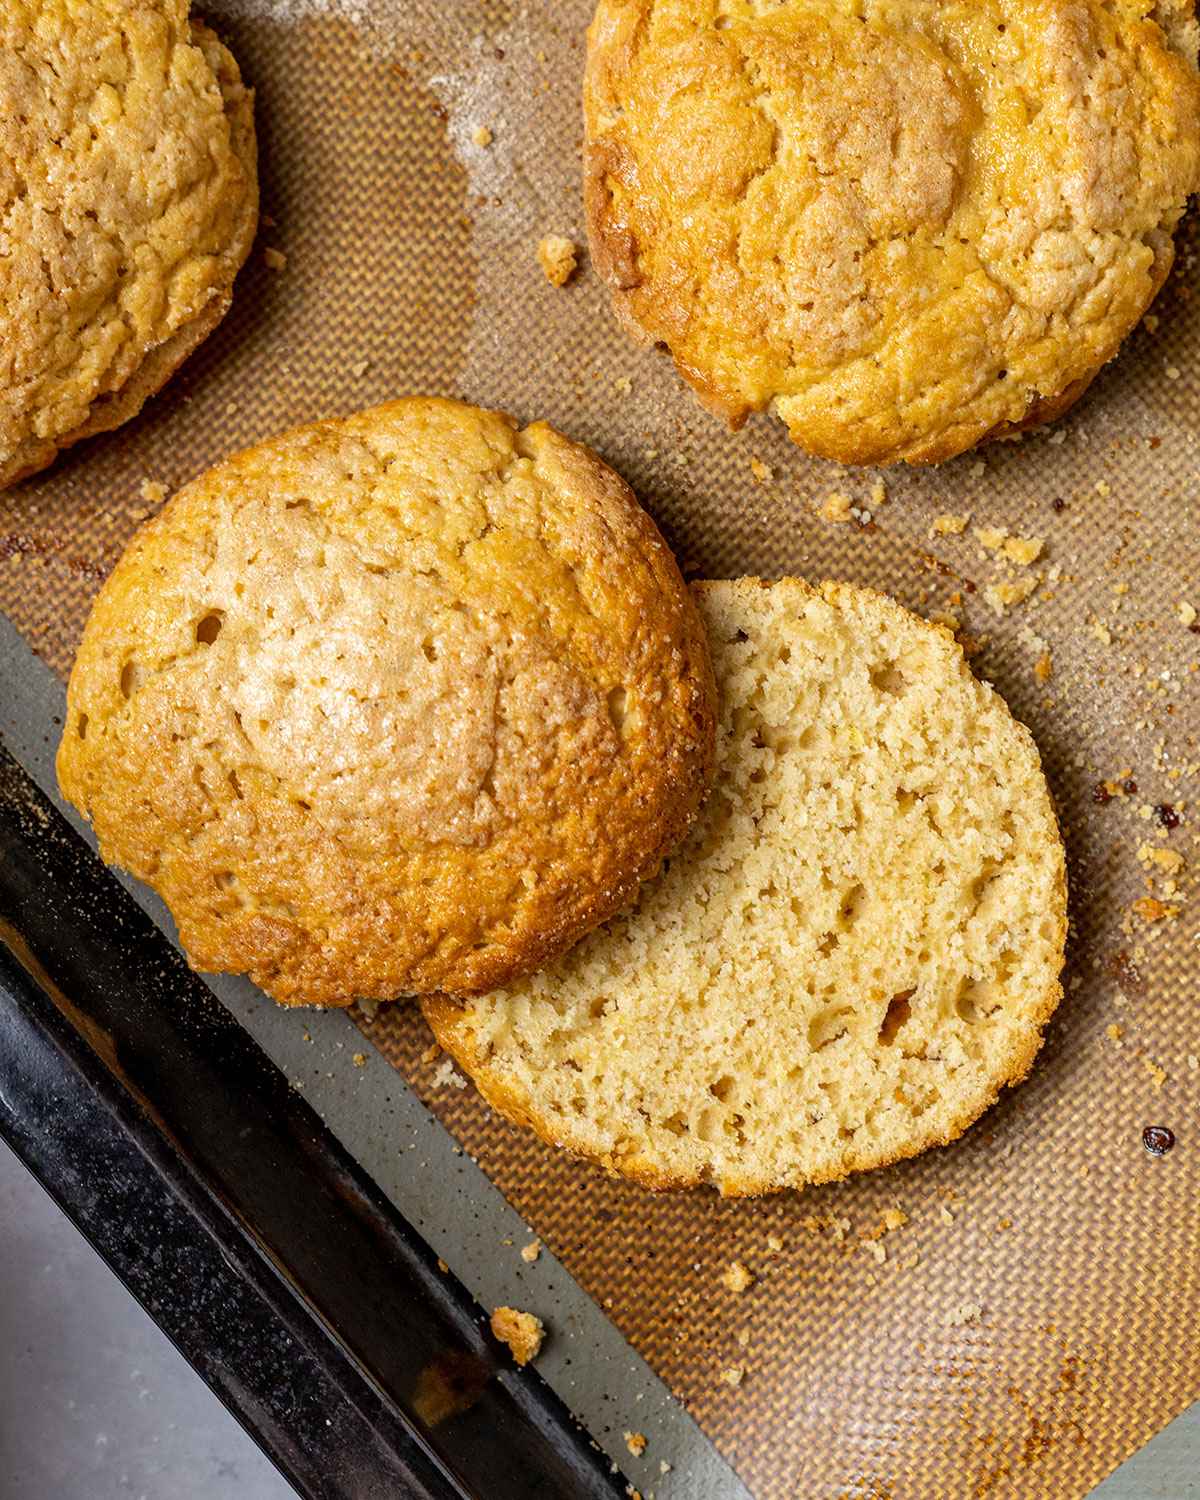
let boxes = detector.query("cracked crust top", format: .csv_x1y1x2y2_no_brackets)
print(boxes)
0,1,258,490
425,578,1067,1197
56,398,717,1007
583,0,1200,465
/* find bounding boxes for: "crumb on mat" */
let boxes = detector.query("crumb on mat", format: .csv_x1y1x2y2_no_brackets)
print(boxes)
491,1306,545,1365
537,234,578,287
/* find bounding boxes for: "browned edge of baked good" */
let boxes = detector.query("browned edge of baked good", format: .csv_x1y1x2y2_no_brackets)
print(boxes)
0,22,259,491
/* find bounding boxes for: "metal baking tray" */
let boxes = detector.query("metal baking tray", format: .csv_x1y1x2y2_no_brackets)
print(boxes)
2,3,1198,1496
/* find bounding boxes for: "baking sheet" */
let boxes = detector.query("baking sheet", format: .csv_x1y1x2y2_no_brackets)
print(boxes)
1,3,1197,1496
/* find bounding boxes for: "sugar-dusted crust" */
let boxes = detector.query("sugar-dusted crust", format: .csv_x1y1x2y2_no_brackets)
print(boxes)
57,398,716,1007
583,0,1200,466
0,9,258,489
424,578,1068,1197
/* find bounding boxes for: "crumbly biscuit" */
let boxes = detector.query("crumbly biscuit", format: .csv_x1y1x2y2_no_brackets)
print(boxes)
0,1,258,489
583,0,1200,465
424,579,1067,1195
57,398,716,1007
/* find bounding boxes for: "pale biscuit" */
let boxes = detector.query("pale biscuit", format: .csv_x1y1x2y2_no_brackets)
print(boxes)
584,0,1200,465
57,398,716,1007
0,1,257,489
425,579,1067,1195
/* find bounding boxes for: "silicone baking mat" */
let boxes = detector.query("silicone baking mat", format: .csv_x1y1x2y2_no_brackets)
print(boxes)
1,4,1197,1496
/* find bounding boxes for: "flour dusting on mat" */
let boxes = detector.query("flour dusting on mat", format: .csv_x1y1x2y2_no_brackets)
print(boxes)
210,0,372,20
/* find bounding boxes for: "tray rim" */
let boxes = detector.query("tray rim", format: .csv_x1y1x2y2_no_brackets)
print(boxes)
0,737,628,1500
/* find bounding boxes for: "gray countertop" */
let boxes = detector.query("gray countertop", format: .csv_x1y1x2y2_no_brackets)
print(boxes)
0,1138,294,1500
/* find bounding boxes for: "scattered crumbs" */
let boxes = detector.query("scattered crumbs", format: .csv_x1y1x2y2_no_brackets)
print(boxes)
263,246,288,270
930,512,969,536
420,1041,442,1065
1165,364,1182,381
1145,1059,1167,1091
520,1239,541,1264
970,460,986,478
864,1240,887,1265
471,124,494,148
139,479,167,505
735,1329,751,1349
802,1213,851,1242
1178,601,1197,628
870,477,888,507
1089,617,1113,647
660,1461,673,1476
1131,896,1178,925
881,1208,909,1233
1034,651,1053,684
352,1051,367,1068
613,376,633,396
1049,428,1067,445
946,1302,983,1327
818,490,853,523
537,234,578,288
985,576,1038,616
624,1432,647,1458
1137,844,1184,874
349,359,370,378
1187,1054,1198,1072
491,1307,545,1366
766,1233,784,1253
1095,479,1111,497
722,1259,755,1293
975,526,1044,565
436,1258,449,1274
1106,1023,1124,1044
431,1058,468,1090
939,1205,955,1227
1003,535,1043,566
719,1366,745,1388
749,457,772,483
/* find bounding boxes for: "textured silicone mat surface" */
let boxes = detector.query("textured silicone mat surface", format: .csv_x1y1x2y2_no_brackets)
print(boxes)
1,4,1197,1497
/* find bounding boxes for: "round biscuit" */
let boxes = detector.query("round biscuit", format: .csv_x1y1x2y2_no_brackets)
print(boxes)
57,398,717,1006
